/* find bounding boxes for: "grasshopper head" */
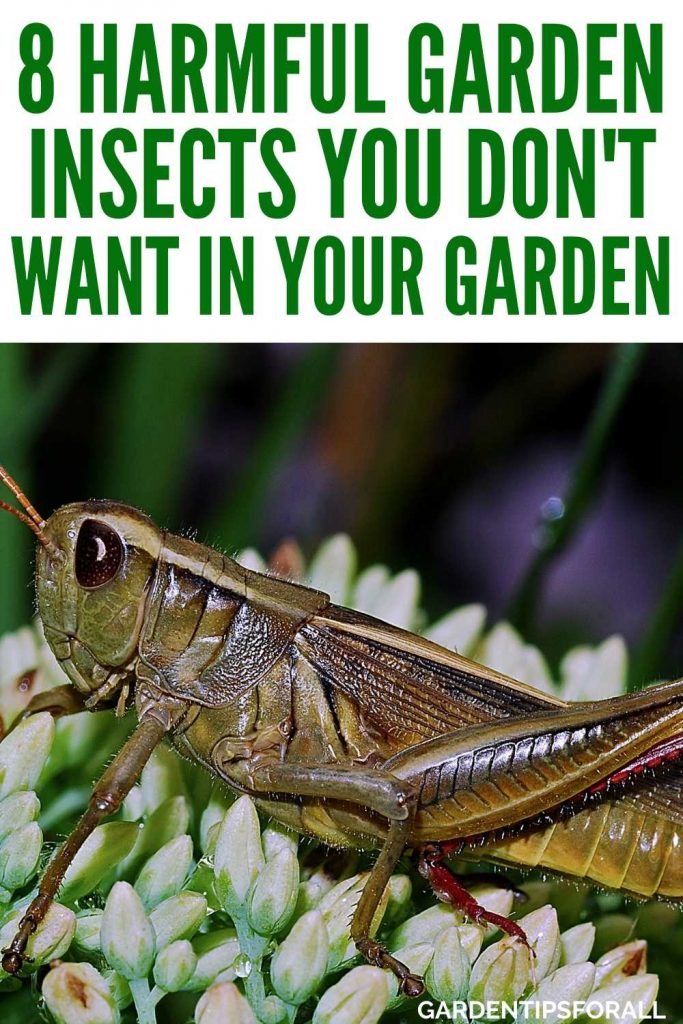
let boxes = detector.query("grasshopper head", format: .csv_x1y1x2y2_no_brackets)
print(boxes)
0,466,162,697
35,501,163,695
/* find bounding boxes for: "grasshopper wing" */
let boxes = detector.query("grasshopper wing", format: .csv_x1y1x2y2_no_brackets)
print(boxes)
296,605,565,746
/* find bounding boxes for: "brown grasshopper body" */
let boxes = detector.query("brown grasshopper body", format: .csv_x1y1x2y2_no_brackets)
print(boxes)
1,475,682,992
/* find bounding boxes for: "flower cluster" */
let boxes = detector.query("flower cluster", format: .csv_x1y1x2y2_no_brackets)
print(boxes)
0,535,677,1023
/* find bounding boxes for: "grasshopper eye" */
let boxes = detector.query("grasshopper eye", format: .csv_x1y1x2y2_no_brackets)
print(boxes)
75,519,124,588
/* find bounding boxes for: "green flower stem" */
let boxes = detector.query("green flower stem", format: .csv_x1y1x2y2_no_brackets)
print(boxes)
129,977,156,1024
233,915,286,1024
629,536,683,691
205,345,340,549
508,343,646,634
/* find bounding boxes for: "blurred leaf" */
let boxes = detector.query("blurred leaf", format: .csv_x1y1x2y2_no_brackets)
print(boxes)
95,344,223,523
5,345,94,449
0,345,31,632
630,538,683,690
508,343,647,634
205,344,340,548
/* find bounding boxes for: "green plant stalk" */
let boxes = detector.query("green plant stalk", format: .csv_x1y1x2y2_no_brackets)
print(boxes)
129,976,157,1024
6,345,95,450
508,343,647,634
96,344,223,524
0,345,31,632
205,344,340,549
232,913,279,1022
629,537,683,691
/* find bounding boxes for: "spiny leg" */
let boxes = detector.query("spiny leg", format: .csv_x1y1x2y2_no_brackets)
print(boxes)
454,870,527,904
1,712,169,974
417,842,532,949
351,814,425,998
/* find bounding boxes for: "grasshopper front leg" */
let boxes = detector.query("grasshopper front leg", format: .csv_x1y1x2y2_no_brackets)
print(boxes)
1,709,170,975
9,684,92,729
216,755,425,996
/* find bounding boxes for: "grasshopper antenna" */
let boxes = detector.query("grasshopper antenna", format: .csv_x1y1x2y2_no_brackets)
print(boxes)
0,465,54,550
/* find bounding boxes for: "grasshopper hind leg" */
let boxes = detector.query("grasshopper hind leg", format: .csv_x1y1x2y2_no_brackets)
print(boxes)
417,842,532,949
351,816,425,998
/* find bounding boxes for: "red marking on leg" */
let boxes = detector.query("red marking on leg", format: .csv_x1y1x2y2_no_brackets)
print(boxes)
439,839,463,857
418,847,532,950
587,734,683,797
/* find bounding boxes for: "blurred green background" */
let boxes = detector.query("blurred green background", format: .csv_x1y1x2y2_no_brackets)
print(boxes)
1,341,682,687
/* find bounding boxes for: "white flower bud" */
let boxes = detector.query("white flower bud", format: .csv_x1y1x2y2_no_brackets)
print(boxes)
0,790,40,840
319,872,389,970
195,980,257,1024
560,636,627,701
75,911,103,954
0,821,42,889
49,713,107,772
312,964,389,1024
149,891,207,950
134,834,193,909
0,901,76,972
121,785,145,822
425,604,486,656
214,796,264,916
388,903,462,949
426,926,470,1002
478,623,553,694
42,961,120,1024
383,874,412,927
0,711,54,796
468,936,532,1005
270,910,329,1004
261,822,298,860
587,973,659,1023
516,904,561,982
185,929,240,991
295,865,338,915
100,881,155,980
132,795,191,865
29,901,76,964
60,822,139,903
519,962,595,1024
248,848,299,935
102,969,133,1010
153,939,198,991
352,566,390,616
559,922,596,965
237,548,267,572
308,535,356,604
385,943,433,1008
458,924,484,963
140,746,187,813
594,939,647,988
370,570,421,629
199,790,233,854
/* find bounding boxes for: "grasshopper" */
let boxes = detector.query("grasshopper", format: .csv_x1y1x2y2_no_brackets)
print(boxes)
1,464,682,995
